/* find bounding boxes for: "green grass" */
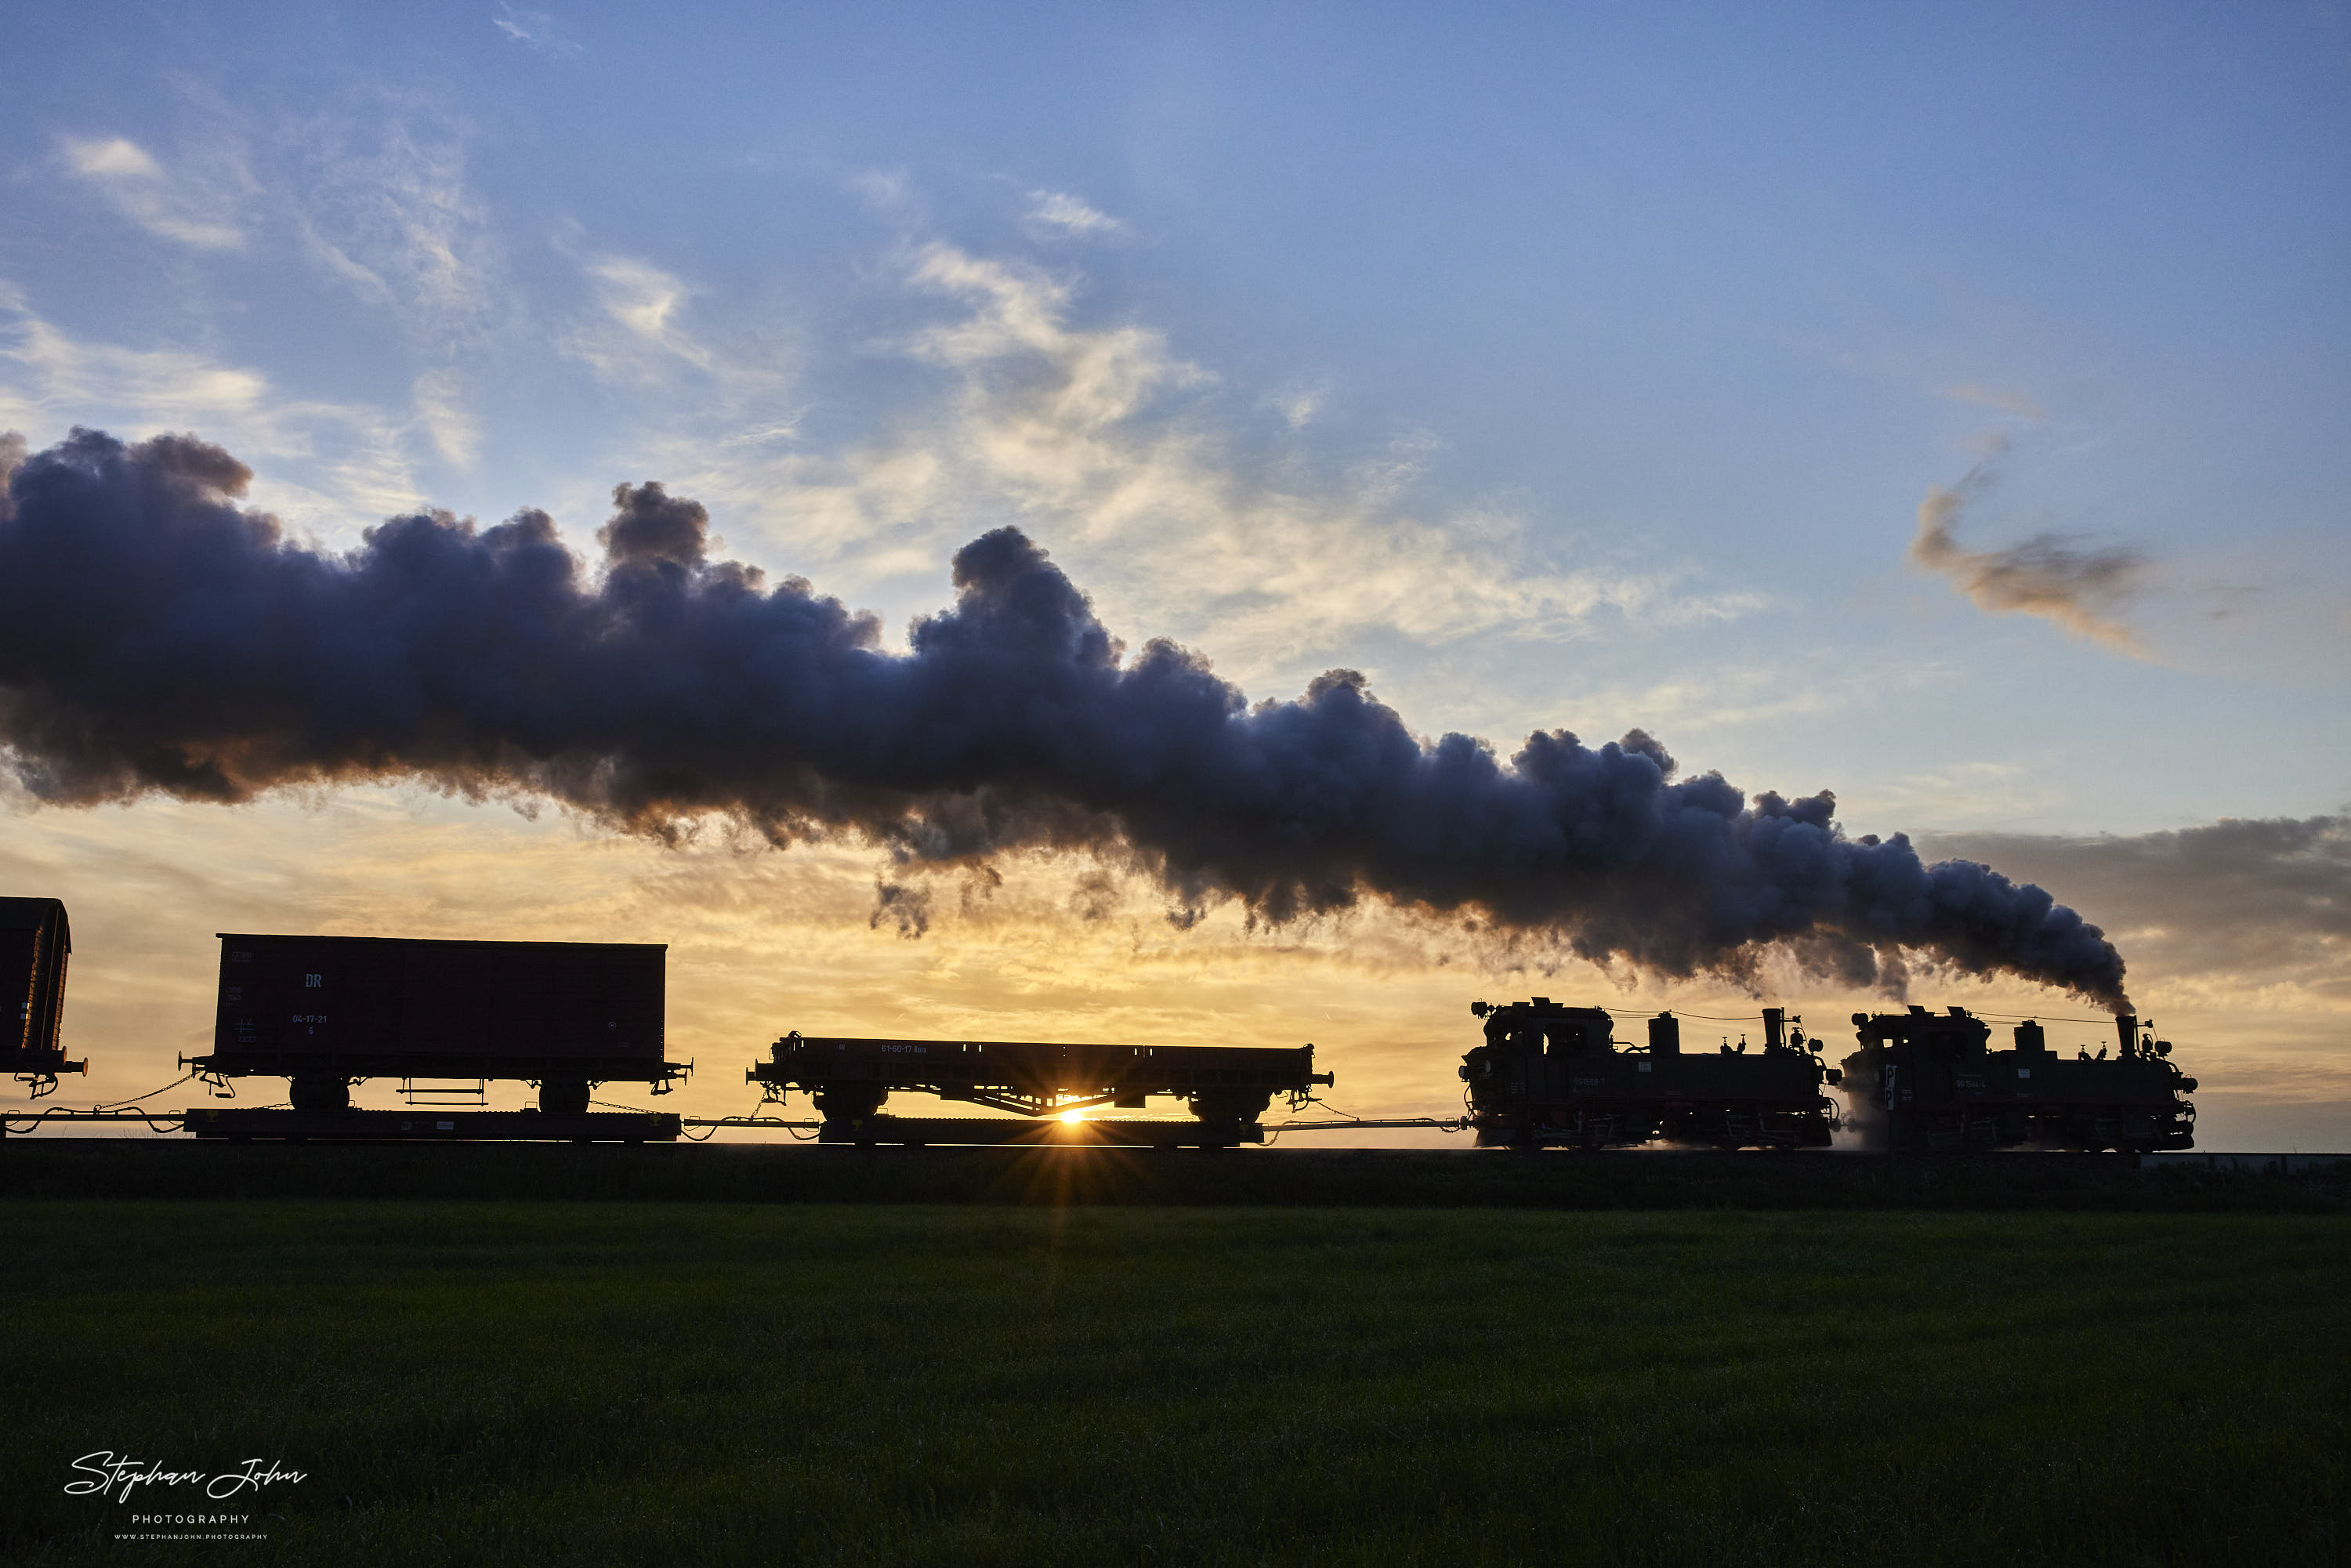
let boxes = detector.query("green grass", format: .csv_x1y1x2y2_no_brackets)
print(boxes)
3,1203,2344,1566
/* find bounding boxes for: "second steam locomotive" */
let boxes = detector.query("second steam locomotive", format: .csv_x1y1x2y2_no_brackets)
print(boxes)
1838,1005,2194,1153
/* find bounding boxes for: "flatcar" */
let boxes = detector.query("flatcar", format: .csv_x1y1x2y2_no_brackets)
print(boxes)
749,1031,1332,1145
1458,997,1839,1149
1838,1005,2195,1153
2,896,83,1096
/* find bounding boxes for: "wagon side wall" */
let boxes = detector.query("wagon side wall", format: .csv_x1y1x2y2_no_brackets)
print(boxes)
212,935,666,1063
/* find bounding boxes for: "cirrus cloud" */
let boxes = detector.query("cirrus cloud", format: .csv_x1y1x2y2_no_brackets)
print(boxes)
57,135,245,250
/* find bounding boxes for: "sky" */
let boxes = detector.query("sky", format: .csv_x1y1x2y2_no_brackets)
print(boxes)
2,1,2346,1146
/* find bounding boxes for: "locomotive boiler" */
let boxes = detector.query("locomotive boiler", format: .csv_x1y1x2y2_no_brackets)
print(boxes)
1458,998,1839,1149
1838,1005,2196,1153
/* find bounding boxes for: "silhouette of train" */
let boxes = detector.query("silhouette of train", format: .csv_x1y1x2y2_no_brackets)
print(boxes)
1457,994,2196,1153
1458,998,1838,1150
1838,1005,2195,1153
7,904,2196,1152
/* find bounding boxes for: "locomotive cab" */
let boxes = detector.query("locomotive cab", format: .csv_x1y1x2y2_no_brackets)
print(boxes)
1460,997,1612,1103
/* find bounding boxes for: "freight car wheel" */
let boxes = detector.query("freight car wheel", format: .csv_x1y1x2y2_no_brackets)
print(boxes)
288,1075,350,1113
1188,1088,1273,1125
812,1085,888,1121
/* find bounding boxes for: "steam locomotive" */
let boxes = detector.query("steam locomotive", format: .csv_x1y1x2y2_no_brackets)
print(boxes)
1838,1005,2196,1153
1457,998,1840,1149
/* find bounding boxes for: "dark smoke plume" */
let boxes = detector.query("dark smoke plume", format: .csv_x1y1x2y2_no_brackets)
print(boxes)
0,429,2130,1007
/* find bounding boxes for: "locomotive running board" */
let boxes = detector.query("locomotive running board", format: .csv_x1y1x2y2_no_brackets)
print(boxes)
183,1107,681,1142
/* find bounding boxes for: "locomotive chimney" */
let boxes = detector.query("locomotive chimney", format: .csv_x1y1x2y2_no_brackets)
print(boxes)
1762,1007,1787,1052
2115,1014,2138,1059
1648,1013,1682,1056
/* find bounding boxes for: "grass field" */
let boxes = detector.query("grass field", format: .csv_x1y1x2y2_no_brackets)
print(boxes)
4,1201,2345,1565
13,1139,2349,1211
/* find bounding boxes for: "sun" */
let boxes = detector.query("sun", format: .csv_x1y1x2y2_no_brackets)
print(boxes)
1059,1108,1085,1123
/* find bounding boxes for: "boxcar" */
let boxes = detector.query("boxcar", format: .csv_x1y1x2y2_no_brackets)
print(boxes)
188,934,683,1113
2,896,83,1095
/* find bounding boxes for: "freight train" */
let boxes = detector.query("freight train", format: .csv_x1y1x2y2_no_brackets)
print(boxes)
3,898,2201,1152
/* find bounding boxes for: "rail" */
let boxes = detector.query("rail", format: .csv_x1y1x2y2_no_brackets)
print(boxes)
2,1106,188,1134
3,1104,1464,1139
1265,1117,1470,1133
679,1116,824,1130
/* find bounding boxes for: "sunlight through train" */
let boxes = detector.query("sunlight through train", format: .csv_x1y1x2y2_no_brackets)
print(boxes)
5,901,2198,1153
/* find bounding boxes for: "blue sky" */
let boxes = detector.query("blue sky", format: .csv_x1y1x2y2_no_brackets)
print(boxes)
3,2,2346,1138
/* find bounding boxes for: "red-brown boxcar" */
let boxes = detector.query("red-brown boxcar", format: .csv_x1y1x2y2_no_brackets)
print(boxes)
2,896,83,1094
189,934,683,1112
